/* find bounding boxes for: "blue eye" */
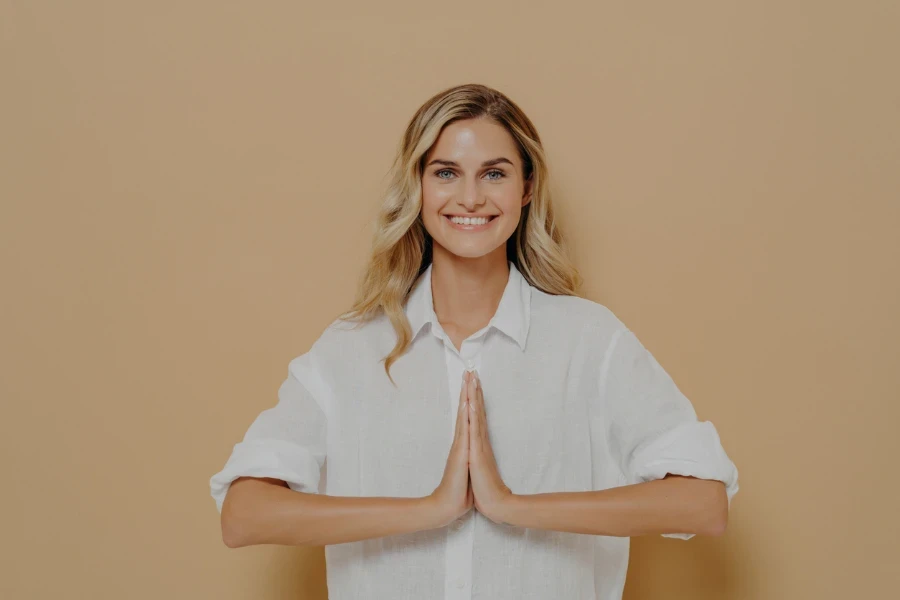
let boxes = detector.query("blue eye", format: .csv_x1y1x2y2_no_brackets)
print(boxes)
434,169,506,180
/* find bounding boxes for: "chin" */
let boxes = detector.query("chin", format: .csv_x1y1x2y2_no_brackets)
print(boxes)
449,249,493,259
434,240,504,260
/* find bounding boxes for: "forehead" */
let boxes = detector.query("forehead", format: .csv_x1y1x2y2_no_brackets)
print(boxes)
426,118,519,163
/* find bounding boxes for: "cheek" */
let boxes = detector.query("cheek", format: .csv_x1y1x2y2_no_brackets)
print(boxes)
422,177,446,203
496,191,523,225
419,186,445,236
422,180,452,204
497,184,525,207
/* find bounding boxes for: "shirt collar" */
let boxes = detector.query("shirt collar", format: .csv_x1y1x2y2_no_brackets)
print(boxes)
404,261,531,351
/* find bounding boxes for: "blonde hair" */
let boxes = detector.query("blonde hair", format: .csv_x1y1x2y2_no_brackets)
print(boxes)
337,83,582,385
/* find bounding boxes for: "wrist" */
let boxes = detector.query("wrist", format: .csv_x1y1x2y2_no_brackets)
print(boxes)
484,490,519,526
502,491,526,525
421,493,454,529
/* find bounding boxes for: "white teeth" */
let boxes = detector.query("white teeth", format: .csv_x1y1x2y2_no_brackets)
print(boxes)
449,216,490,225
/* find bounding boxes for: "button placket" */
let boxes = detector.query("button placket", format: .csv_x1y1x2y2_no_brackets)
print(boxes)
443,339,480,600
444,510,474,599
460,337,482,373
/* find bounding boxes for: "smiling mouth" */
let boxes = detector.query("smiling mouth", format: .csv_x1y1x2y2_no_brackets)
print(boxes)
444,215,498,226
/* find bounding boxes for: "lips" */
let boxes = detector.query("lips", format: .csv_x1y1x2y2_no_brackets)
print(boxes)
444,215,497,222
444,214,498,231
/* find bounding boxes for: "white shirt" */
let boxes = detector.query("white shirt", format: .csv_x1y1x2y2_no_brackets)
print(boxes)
210,261,739,600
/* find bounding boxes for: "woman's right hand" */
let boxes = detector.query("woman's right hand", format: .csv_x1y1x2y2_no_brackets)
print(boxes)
429,372,474,528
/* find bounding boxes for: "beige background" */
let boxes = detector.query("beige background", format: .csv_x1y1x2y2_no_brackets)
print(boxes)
2,2,898,598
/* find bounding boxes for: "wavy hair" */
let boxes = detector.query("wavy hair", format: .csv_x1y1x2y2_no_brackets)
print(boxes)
337,83,582,385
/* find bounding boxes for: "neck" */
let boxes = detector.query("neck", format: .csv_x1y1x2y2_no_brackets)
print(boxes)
430,244,509,334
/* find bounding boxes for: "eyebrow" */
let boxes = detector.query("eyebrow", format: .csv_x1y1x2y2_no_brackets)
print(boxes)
425,157,515,168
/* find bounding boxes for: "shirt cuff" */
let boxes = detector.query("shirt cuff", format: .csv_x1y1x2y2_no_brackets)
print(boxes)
629,420,739,540
209,438,323,513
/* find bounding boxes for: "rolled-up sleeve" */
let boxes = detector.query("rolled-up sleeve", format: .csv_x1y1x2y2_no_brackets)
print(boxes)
599,328,739,540
209,351,328,514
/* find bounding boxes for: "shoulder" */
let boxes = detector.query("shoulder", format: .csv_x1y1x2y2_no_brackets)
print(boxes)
291,312,394,370
285,312,393,409
529,288,629,340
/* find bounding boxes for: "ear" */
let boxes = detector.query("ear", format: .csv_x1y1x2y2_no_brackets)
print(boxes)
522,177,533,208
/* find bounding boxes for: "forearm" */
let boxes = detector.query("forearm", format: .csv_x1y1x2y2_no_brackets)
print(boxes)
497,475,728,538
222,478,445,548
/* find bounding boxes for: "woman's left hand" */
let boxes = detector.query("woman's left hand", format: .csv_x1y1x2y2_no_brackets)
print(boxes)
466,370,513,524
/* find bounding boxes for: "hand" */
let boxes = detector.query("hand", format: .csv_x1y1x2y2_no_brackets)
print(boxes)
429,371,475,528
466,370,513,524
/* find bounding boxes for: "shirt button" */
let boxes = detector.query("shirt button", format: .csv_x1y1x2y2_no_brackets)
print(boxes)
455,578,465,589
464,358,475,370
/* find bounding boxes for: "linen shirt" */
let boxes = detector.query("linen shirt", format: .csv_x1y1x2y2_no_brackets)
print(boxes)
209,260,739,600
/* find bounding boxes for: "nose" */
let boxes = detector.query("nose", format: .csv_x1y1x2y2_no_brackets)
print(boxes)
457,176,485,211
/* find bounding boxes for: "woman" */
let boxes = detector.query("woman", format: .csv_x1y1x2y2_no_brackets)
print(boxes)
209,83,739,599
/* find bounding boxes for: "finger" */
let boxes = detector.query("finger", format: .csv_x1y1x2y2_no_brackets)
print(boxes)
471,371,486,453
454,373,467,444
476,378,491,455
461,380,470,462
475,372,486,447
468,372,480,451
462,372,472,459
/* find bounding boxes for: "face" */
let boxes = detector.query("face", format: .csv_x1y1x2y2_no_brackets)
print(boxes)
420,117,532,260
